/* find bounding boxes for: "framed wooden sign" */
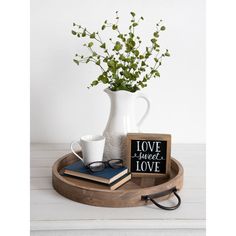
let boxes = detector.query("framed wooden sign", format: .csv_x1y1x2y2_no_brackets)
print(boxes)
125,133,171,177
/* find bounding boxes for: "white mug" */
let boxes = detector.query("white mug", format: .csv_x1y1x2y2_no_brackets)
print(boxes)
70,135,105,166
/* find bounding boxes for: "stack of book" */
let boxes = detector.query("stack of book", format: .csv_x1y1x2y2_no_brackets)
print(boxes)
62,161,131,190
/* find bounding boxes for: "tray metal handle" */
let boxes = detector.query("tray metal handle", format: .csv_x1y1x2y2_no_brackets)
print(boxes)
141,187,181,210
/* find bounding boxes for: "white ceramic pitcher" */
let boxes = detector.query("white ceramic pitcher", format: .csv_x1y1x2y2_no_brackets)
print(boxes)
103,88,150,161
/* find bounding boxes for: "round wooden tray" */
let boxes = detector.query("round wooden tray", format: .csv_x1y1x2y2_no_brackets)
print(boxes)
52,152,184,207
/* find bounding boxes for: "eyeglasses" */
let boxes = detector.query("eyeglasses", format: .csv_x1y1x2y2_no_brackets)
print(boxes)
86,159,123,172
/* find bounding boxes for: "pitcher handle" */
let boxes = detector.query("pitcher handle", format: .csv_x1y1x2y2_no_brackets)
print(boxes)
136,93,150,130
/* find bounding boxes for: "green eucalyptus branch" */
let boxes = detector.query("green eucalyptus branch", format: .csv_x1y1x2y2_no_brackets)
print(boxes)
72,11,170,92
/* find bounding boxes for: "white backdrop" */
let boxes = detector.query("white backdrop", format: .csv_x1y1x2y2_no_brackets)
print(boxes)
31,0,205,143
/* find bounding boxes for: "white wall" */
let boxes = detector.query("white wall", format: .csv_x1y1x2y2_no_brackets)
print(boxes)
31,0,205,143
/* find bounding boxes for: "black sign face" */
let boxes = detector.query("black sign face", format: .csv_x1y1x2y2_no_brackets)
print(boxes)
130,140,167,174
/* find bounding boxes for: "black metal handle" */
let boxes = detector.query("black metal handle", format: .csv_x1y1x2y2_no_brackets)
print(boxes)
141,187,181,210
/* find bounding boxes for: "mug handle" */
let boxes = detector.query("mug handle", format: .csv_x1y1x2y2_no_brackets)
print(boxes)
70,141,83,162
136,93,150,130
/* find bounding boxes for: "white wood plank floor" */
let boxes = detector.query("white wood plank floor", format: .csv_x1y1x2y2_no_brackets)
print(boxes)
30,143,206,236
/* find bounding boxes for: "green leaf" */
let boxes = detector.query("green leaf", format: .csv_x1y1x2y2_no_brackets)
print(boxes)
127,38,135,47
139,55,144,59
91,80,99,86
101,25,106,30
130,12,135,17
131,63,138,70
135,71,140,77
126,57,131,63
155,71,160,77
90,32,96,38
88,42,93,47
119,54,126,61
71,30,77,35
114,41,122,51
108,60,116,69
143,76,148,82
95,60,101,65
73,59,79,65
154,58,159,62
132,23,138,27
165,51,170,57
112,24,118,30
129,32,134,38
145,51,151,58
133,50,139,57
116,63,122,69
141,16,144,20
151,38,157,44
123,70,130,79
153,32,159,38
82,31,86,37
138,81,145,88
103,57,108,62
160,26,166,31
98,75,108,84
100,43,106,49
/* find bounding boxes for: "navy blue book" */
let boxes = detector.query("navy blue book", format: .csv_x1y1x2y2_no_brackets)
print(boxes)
63,161,128,184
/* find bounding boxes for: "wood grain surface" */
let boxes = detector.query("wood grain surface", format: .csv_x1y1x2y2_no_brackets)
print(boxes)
52,151,183,207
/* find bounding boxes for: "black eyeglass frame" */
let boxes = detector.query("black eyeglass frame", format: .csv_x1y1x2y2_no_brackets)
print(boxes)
86,159,123,172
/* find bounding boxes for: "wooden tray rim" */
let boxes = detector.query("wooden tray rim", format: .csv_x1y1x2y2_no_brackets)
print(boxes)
52,152,184,193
